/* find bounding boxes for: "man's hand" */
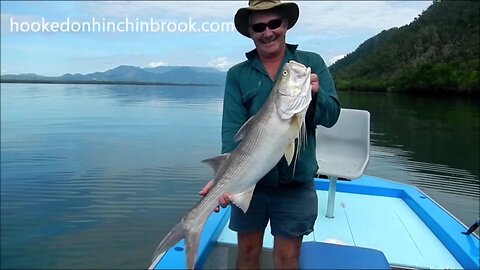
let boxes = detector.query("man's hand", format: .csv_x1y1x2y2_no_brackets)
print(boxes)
198,180,231,213
311,73,319,94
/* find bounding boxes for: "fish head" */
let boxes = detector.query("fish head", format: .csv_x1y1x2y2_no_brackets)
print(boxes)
274,60,312,119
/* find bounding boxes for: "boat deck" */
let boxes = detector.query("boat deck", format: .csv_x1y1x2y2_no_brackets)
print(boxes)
217,189,462,269
151,176,479,270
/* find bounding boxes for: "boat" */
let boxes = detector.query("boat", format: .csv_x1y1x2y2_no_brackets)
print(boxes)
149,109,480,269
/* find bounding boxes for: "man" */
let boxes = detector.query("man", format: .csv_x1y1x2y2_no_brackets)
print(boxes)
199,0,340,268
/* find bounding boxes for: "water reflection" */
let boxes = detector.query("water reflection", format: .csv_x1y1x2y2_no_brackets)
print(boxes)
339,92,480,178
340,92,480,225
1,84,478,269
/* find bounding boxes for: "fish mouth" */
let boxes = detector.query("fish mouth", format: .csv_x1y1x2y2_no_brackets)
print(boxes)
277,62,311,97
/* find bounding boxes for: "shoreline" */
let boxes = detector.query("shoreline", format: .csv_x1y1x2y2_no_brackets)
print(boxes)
0,80,219,87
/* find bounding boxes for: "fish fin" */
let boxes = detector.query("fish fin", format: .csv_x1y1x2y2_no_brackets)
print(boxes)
185,229,200,270
284,142,295,166
234,115,256,142
291,114,307,178
294,115,303,135
152,221,188,263
152,218,207,270
287,114,302,140
202,153,229,178
284,114,302,166
230,186,256,213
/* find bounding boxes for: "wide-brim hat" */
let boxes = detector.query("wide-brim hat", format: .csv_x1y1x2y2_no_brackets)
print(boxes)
234,0,299,38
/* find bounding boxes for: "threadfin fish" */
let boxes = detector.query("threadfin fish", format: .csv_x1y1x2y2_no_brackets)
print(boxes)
151,60,312,269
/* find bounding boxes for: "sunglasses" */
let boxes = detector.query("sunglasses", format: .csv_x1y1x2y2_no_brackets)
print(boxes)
251,18,284,33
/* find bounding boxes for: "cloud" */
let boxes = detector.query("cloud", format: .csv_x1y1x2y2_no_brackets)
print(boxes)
329,54,346,65
289,1,431,67
80,1,244,20
295,1,430,35
2,2,430,40
207,57,234,71
148,61,169,68
1,1,432,75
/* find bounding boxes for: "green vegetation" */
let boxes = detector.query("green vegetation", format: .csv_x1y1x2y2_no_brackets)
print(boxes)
329,1,480,95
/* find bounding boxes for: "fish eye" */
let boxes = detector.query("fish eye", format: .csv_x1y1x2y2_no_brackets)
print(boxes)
283,70,288,76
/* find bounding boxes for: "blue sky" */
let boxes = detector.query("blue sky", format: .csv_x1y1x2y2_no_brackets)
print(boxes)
1,1,432,76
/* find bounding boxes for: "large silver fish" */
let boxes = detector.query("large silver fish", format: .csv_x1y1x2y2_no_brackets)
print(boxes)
151,60,312,269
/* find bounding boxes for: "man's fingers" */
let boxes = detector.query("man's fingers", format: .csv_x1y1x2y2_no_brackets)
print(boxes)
198,180,213,196
198,181,230,213
218,193,231,208
224,194,232,205
218,196,227,207
310,73,319,94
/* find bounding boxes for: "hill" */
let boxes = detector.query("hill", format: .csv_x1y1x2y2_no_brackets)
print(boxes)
1,65,226,86
329,0,479,95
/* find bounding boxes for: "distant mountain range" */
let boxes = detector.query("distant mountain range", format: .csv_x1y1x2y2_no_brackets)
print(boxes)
0,65,227,86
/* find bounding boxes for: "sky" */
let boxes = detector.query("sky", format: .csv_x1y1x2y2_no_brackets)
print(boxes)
0,1,432,76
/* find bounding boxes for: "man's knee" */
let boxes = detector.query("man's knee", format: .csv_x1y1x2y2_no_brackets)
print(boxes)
238,231,264,256
273,236,302,269
236,231,264,269
239,242,262,257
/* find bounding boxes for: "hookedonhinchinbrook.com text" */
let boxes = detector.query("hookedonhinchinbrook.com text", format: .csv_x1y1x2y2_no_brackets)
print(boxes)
9,17,235,33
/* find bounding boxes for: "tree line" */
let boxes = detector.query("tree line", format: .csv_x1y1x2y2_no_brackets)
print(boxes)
329,1,479,95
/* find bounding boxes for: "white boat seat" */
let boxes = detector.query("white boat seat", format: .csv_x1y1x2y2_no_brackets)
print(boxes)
316,108,370,218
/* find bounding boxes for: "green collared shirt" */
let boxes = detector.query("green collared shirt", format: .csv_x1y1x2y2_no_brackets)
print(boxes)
222,44,341,186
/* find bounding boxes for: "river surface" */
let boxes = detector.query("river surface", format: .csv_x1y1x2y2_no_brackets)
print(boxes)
1,83,478,269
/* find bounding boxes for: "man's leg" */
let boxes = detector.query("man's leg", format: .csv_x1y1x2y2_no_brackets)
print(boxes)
229,186,268,269
237,231,265,269
269,183,317,269
273,235,303,269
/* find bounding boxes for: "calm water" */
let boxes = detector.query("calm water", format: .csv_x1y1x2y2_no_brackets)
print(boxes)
1,83,479,269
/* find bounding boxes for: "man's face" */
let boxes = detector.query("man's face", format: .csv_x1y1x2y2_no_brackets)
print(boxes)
248,11,287,58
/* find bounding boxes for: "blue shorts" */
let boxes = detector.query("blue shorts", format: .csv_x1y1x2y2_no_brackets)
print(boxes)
229,182,318,238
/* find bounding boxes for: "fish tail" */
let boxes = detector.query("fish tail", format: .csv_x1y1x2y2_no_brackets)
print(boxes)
184,214,210,269
185,229,201,270
152,217,208,270
152,221,187,263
